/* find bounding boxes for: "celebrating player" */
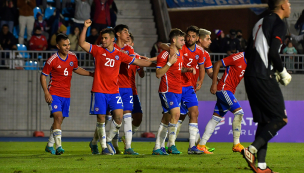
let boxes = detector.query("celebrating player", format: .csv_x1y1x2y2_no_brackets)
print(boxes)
242,0,291,172
152,28,196,155
79,19,153,155
41,33,94,155
198,52,247,154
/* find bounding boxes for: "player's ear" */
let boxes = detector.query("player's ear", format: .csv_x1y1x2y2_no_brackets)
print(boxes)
116,32,120,38
172,37,176,44
56,44,60,50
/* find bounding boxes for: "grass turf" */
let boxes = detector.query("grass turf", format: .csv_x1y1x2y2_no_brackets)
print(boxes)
0,142,303,173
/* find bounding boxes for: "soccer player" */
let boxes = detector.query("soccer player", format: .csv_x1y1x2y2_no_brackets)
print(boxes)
198,52,247,154
79,19,153,155
152,28,196,155
242,0,291,172
41,33,94,155
127,33,145,138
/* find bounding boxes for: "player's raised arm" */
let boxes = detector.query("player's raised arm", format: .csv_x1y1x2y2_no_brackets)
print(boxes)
79,19,92,52
210,60,223,94
156,53,177,78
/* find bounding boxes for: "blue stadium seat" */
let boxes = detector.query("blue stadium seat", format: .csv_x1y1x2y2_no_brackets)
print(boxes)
47,0,55,2
24,61,38,70
17,44,30,59
66,25,71,35
13,26,18,38
33,7,42,19
87,26,91,37
45,7,56,20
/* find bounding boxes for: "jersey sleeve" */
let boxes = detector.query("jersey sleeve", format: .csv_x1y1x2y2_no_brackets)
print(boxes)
272,21,286,43
127,46,135,56
204,52,213,69
120,51,135,65
221,53,243,67
42,59,53,76
198,51,205,65
89,44,100,58
73,56,79,70
156,51,169,68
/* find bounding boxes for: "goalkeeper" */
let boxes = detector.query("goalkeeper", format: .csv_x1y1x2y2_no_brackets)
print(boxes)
242,0,291,172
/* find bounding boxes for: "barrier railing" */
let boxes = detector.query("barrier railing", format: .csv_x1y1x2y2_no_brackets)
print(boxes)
1,50,304,72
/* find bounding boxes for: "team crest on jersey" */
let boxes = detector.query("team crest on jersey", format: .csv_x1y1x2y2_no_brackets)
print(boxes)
195,55,199,60
70,61,73,66
95,107,99,112
170,102,173,106
54,105,58,109
233,99,237,103
125,51,129,54
115,55,119,60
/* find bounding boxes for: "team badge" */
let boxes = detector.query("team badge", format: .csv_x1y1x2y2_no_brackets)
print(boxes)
233,99,237,103
125,50,129,54
115,55,119,60
70,61,73,66
195,55,199,60
170,102,173,106
54,105,58,109
95,108,99,112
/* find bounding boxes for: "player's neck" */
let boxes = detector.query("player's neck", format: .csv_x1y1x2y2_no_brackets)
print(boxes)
106,44,114,52
187,43,196,51
274,11,285,20
116,39,125,48
58,52,67,60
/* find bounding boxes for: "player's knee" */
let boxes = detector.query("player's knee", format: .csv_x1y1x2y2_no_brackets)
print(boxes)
188,110,198,119
179,114,187,121
283,118,288,124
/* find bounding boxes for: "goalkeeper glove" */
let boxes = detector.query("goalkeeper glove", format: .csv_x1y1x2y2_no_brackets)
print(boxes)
275,67,292,86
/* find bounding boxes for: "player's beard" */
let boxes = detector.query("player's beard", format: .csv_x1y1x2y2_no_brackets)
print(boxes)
186,42,195,47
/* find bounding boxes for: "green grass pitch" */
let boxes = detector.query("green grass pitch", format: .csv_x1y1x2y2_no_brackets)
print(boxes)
0,142,303,173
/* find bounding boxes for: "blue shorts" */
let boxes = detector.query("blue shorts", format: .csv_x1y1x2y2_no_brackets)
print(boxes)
132,95,143,114
119,88,133,111
90,92,123,115
214,90,241,117
49,95,70,117
180,86,198,115
159,92,182,113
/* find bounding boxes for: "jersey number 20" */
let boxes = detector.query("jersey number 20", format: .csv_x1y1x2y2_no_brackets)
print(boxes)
105,58,115,67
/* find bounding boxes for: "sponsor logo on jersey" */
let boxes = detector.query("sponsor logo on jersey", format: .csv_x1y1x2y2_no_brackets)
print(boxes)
54,105,58,109
184,53,188,56
70,62,73,66
102,53,106,56
238,65,242,68
195,55,199,60
95,107,99,112
115,55,119,60
170,101,173,106
57,65,61,68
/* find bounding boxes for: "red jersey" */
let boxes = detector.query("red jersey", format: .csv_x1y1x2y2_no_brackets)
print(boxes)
129,53,141,95
157,50,183,94
89,44,135,93
42,52,79,98
29,35,48,51
114,43,136,88
217,52,247,94
192,48,213,89
181,44,205,87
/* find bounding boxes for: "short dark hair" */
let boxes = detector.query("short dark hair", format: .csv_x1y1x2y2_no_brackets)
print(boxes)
169,28,185,42
56,33,69,43
114,24,129,38
268,0,285,11
2,24,9,28
34,27,41,32
129,32,134,42
100,28,115,38
186,25,199,36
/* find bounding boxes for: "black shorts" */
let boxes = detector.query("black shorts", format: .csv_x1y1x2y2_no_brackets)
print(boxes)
244,76,287,123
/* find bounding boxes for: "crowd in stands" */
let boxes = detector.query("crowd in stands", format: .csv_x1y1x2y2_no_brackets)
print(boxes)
0,0,117,52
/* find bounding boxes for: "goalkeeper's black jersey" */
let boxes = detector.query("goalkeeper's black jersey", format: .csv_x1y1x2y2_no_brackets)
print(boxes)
244,13,287,79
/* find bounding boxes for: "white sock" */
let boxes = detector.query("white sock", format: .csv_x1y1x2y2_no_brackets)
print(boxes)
92,125,99,145
154,123,168,150
53,129,62,149
195,131,200,146
258,162,267,169
161,130,168,148
107,120,122,142
123,113,132,149
168,123,177,147
132,124,140,135
189,123,199,148
233,109,244,145
249,145,258,154
112,131,119,148
199,115,222,146
105,115,112,126
96,122,107,149
47,125,55,147
176,120,183,137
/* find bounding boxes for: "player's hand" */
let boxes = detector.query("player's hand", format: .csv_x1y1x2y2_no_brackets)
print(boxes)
168,53,177,65
84,19,92,28
44,92,53,103
89,72,94,77
189,67,196,75
278,68,292,86
195,81,202,91
139,56,149,60
210,84,217,95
